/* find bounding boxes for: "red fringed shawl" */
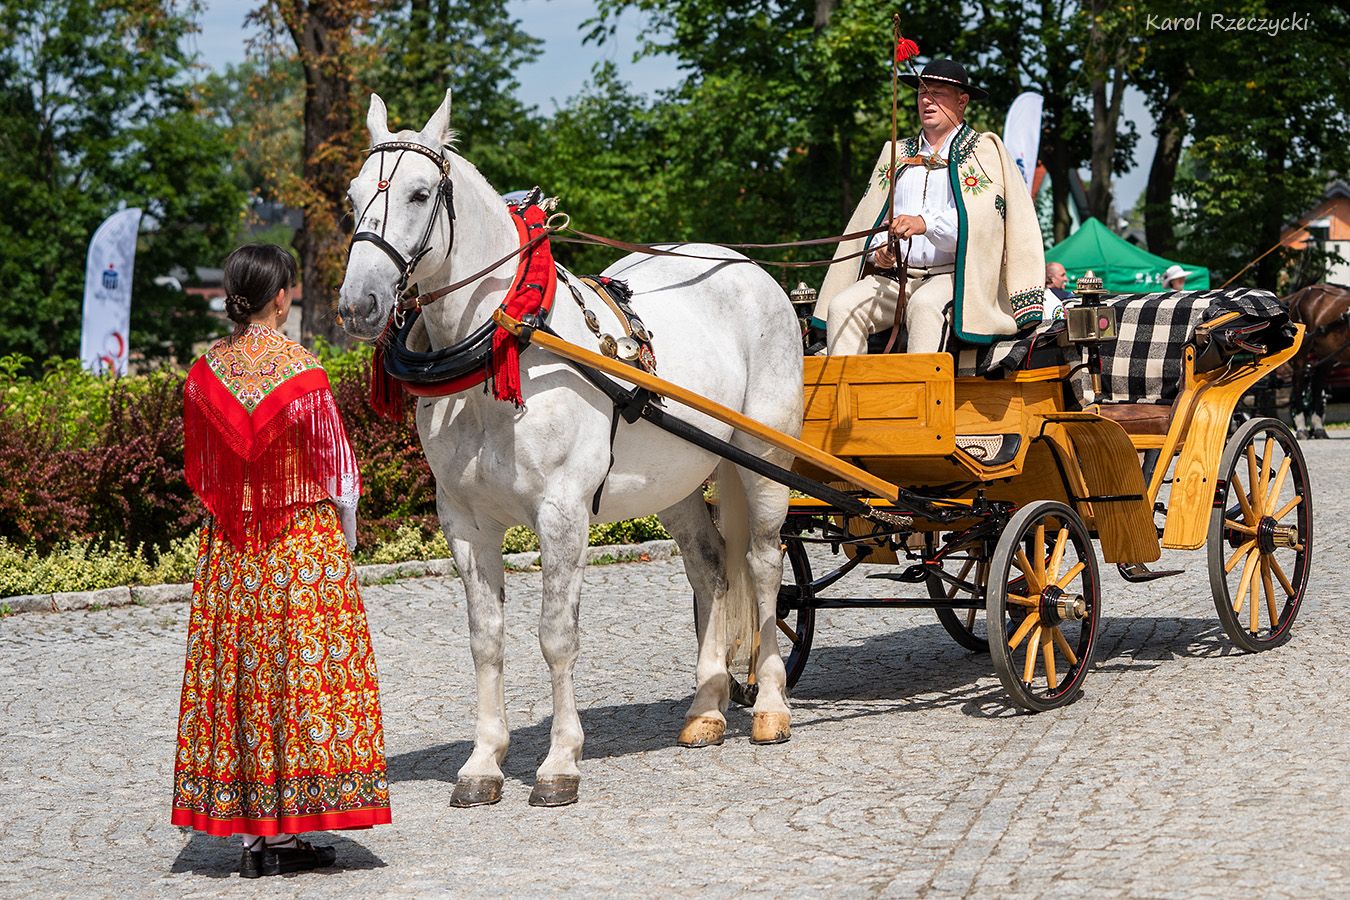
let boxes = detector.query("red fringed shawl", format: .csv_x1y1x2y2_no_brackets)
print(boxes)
184,324,362,551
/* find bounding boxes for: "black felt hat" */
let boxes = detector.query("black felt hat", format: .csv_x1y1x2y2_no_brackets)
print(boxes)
899,59,988,101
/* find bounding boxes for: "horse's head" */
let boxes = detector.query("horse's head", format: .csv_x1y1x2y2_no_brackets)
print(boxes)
338,91,457,340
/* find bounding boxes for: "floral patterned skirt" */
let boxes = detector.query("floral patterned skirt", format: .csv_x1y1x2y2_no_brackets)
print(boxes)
171,502,391,836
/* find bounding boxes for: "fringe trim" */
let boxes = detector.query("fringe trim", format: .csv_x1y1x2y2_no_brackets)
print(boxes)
184,381,361,552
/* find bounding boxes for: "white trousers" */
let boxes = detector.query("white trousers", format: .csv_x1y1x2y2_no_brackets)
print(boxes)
825,271,954,355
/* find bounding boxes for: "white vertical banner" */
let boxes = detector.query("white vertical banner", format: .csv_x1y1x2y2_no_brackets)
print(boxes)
80,207,142,375
1002,92,1043,196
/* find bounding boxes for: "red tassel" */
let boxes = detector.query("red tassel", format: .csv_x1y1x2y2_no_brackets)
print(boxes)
491,328,523,406
370,342,406,421
895,37,920,63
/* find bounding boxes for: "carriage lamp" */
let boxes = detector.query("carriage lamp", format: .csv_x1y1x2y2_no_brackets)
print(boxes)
790,282,818,318
1062,271,1117,344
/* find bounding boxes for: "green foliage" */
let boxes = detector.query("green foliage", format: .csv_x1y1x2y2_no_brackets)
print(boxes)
0,0,248,366
366,0,540,192
0,534,195,597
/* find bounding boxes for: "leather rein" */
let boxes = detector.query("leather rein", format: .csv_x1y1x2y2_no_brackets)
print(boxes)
346,139,885,316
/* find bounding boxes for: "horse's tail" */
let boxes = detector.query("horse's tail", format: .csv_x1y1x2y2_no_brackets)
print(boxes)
715,460,758,672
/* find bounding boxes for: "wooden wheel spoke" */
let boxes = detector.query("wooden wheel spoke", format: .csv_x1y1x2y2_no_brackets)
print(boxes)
776,618,799,644
1261,556,1279,629
1008,613,1041,651
1048,528,1069,585
945,557,977,599
1224,518,1256,535
1023,626,1042,684
1041,629,1058,690
964,608,977,630
1006,593,1039,607
1264,456,1292,513
1225,540,1256,574
1051,626,1078,666
1245,445,1259,517
1014,549,1041,592
1230,473,1258,526
1257,436,1275,513
1033,525,1047,587
1054,561,1086,590
1234,550,1260,615
1270,556,1296,598
1272,495,1303,523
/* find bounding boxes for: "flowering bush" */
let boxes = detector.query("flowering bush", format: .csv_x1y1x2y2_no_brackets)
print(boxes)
0,349,674,597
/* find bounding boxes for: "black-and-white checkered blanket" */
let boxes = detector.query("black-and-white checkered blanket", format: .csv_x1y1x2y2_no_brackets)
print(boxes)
955,288,1286,403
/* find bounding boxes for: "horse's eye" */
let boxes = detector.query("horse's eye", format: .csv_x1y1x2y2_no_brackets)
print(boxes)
411,190,430,203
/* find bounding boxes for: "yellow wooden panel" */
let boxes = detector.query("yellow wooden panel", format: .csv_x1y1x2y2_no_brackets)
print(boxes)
1041,413,1161,564
1160,327,1303,550
801,353,955,457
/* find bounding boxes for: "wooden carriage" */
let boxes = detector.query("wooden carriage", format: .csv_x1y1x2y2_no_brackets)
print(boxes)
500,287,1310,713
764,291,1311,711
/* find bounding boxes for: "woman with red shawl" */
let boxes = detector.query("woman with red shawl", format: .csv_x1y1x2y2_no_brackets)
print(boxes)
171,244,391,878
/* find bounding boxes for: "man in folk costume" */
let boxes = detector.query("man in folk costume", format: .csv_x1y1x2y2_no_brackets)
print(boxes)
817,58,1048,354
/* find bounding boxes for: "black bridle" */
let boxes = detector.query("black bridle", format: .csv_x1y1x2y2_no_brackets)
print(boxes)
349,140,457,295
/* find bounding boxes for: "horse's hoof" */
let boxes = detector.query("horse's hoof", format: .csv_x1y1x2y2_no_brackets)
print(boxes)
750,712,791,745
1314,428,1330,439
528,775,580,807
677,715,726,747
1296,429,1310,440
449,776,503,808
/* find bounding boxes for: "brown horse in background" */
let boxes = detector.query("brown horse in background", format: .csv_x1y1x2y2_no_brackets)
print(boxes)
1283,283,1350,438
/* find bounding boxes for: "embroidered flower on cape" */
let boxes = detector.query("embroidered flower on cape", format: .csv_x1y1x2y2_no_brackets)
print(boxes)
960,165,992,196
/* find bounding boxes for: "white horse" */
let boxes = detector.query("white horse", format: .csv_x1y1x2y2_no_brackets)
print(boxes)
338,90,804,807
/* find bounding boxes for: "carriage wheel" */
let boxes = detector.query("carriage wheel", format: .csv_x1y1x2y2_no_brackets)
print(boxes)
1208,418,1311,652
691,534,815,707
987,501,1100,713
926,535,992,653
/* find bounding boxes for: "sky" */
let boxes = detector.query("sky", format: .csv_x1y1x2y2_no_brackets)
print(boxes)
189,1,1154,216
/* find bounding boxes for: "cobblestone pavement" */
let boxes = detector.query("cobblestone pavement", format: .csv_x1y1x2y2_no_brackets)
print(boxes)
2,438,1348,898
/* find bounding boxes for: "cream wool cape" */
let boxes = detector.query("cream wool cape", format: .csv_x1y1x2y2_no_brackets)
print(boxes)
814,123,1047,345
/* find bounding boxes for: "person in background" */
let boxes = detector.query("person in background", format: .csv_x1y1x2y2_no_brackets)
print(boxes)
1046,262,1071,297
1163,264,1193,292
171,244,391,878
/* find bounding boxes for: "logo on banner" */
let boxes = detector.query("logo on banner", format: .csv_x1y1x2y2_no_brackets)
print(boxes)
102,264,118,290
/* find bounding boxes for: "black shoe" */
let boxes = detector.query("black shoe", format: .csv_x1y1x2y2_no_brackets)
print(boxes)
239,846,265,879
259,838,337,876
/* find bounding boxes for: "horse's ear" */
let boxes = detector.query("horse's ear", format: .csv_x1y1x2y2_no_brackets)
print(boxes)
367,93,390,143
421,89,453,146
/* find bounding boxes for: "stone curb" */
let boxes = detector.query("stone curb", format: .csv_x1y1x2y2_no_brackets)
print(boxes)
0,539,681,617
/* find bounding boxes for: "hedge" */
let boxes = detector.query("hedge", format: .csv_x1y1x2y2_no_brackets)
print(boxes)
0,348,670,599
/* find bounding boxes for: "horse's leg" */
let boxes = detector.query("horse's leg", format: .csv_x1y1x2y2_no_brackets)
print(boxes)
1312,365,1329,438
529,498,591,806
1292,363,1310,438
658,489,732,747
448,520,511,808
728,462,794,745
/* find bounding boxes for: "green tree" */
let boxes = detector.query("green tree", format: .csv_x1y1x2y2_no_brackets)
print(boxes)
0,0,247,365
1165,1,1350,288
365,0,541,192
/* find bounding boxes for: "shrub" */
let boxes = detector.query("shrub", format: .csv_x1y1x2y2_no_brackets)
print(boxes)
0,538,151,596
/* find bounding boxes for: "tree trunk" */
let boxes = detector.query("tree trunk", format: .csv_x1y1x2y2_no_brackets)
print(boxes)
1087,68,1125,225
1086,0,1126,226
283,1,361,347
1254,145,1287,292
813,0,835,31
1143,85,1185,256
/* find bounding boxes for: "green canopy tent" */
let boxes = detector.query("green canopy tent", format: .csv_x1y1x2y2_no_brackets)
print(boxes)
1046,217,1211,292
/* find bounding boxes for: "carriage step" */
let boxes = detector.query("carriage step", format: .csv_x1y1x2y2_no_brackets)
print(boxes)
866,565,929,584
1116,562,1185,582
